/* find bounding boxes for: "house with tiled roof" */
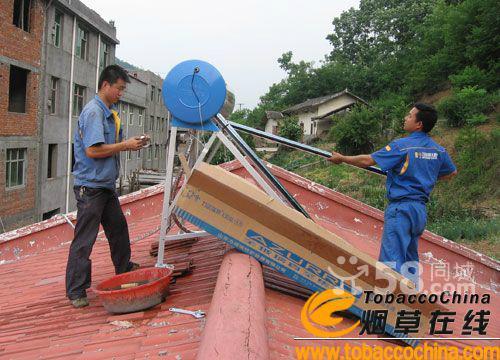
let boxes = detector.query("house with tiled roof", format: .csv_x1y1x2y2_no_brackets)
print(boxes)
283,89,368,141
263,110,285,136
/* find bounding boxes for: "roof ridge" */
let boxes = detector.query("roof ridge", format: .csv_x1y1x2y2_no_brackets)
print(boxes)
197,250,269,359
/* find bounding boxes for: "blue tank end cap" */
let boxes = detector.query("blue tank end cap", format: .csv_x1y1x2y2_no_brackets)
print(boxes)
162,60,226,131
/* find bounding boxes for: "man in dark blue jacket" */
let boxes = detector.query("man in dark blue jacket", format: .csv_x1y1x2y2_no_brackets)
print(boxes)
328,103,457,290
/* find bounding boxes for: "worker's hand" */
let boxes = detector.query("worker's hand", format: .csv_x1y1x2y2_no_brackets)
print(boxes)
328,151,344,164
139,134,151,148
124,136,145,151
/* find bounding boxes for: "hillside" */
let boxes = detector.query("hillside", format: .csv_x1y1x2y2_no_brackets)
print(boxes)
267,119,499,260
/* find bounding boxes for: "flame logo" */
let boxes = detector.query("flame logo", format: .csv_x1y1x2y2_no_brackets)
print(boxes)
301,289,360,337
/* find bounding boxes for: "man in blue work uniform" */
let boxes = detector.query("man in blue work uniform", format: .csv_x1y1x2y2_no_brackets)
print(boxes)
328,103,457,290
66,65,148,308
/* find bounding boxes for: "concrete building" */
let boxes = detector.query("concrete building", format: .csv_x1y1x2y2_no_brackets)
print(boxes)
113,70,170,194
115,73,147,186
134,70,170,172
39,0,119,219
1,0,172,232
0,0,45,231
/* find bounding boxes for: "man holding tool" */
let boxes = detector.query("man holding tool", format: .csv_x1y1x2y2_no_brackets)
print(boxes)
328,103,457,289
66,65,150,308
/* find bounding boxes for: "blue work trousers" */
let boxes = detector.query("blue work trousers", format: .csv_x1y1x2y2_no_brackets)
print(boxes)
379,200,427,289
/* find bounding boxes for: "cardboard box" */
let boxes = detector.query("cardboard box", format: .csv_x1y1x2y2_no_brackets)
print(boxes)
174,163,445,345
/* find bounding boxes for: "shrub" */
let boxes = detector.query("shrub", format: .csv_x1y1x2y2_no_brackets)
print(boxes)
466,114,488,127
372,93,411,141
453,127,499,201
328,106,380,155
449,66,493,90
437,87,492,127
278,116,302,142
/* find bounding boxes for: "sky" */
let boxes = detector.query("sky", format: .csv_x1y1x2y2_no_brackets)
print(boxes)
80,0,360,109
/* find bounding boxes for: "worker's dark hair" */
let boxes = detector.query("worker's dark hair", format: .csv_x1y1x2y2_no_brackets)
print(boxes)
414,102,438,133
98,65,130,90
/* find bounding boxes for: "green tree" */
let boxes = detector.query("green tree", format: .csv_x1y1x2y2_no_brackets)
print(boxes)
229,109,255,149
407,0,500,94
329,106,381,155
437,87,493,127
208,109,256,165
276,51,316,106
449,66,494,90
278,116,302,142
327,0,436,65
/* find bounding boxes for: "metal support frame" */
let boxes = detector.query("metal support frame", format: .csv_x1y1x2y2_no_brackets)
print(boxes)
214,114,311,218
215,132,283,202
229,121,386,176
155,118,303,267
156,126,178,268
155,128,230,267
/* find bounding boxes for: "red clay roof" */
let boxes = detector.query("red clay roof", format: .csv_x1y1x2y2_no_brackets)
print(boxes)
0,162,499,359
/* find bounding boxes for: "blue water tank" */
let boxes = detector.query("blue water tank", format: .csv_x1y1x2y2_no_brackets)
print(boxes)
162,60,226,131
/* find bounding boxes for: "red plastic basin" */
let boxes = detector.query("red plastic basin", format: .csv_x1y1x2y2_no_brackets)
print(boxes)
95,267,173,314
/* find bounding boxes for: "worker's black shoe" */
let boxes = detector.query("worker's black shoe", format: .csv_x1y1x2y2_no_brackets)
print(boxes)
127,262,140,272
71,297,89,308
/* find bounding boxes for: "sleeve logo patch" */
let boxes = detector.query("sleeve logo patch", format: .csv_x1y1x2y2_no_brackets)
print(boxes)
385,145,391,151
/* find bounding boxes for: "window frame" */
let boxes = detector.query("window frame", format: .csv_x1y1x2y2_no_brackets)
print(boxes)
75,24,88,60
13,0,31,32
99,40,109,73
49,76,58,115
149,115,154,132
72,84,85,116
53,10,63,47
120,102,127,119
8,65,29,113
47,144,57,179
138,108,143,126
128,106,134,126
5,148,27,189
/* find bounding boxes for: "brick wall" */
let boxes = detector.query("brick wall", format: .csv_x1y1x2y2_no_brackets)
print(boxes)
0,147,37,220
0,0,44,67
0,0,43,137
0,0,44,230
0,64,41,137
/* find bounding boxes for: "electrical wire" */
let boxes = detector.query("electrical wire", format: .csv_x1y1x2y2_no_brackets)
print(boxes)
190,67,206,147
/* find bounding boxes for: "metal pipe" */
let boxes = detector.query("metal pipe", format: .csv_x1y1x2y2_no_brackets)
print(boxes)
65,16,77,213
229,121,386,176
215,114,311,219
59,213,75,229
156,126,178,267
95,33,101,90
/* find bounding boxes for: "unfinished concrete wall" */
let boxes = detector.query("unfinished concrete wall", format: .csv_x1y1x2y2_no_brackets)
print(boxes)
135,70,170,172
39,1,118,217
117,75,147,182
